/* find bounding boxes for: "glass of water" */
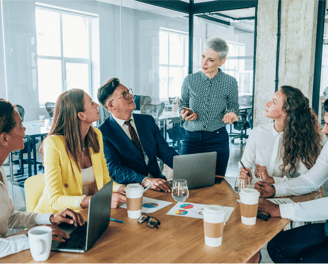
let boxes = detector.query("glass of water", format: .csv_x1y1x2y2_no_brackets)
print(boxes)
171,179,189,202
234,177,250,198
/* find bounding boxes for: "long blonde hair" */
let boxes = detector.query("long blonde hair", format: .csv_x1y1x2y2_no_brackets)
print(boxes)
46,89,100,171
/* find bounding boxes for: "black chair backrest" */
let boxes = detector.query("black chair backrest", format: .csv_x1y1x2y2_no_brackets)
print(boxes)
45,102,55,118
15,105,25,121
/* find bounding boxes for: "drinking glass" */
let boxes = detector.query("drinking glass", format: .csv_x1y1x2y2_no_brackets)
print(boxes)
171,179,189,202
234,177,250,198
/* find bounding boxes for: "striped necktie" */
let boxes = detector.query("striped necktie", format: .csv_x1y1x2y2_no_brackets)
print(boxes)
124,120,144,156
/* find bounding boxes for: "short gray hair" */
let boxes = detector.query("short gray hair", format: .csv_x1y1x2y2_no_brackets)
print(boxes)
206,37,229,60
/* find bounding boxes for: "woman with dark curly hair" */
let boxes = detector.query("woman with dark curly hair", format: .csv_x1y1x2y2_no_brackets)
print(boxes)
239,85,322,185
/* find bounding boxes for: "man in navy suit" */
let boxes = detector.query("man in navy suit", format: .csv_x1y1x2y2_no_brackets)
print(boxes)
97,78,178,192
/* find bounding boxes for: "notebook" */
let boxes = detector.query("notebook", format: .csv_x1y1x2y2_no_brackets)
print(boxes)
51,180,113,253
171,152,217,189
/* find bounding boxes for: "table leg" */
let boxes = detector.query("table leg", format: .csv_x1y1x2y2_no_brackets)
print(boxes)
32,136,37,175
26,136,32,177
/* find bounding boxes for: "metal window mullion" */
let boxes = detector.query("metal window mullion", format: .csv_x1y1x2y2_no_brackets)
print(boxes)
167,32,170,99
88,18,93,97
59,12,65,92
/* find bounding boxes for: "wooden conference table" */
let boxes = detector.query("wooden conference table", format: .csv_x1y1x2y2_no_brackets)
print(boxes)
3,179,309,263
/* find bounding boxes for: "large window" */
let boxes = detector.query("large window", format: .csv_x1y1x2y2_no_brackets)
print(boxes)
222,41,253,94
159,29,188,100
35,6,96,106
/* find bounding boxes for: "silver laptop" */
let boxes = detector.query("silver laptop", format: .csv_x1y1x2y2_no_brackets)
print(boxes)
51,180,113,253
172,152,217,189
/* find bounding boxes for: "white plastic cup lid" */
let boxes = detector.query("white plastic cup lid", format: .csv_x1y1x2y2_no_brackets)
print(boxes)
126,184,143,192
203,205,225,215
240,188,260,196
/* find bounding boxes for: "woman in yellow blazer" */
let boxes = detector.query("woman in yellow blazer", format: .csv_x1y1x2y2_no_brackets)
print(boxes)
34,89,126,214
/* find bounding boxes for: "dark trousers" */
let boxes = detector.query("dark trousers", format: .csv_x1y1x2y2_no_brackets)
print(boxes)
268,223,328,263
180,127,229,176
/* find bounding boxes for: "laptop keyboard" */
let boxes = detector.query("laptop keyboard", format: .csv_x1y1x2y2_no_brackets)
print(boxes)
57,224,87,250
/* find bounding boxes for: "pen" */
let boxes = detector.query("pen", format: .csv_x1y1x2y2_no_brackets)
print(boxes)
110,218,125,223
239,160,250,178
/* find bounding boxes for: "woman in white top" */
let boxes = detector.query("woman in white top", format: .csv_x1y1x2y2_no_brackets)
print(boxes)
0,99,84,258
240,85,322,185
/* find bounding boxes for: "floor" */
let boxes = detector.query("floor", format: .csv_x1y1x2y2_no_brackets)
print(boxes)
4,124,328,263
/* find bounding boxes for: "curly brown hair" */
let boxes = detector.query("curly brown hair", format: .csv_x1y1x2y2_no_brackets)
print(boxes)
280,85,322,176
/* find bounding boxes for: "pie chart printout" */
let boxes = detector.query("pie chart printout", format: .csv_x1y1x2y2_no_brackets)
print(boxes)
175,210,188,215
180,204,194,209
143,203,159,208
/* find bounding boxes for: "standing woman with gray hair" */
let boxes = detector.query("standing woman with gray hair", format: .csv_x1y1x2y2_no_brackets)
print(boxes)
179,37,239,176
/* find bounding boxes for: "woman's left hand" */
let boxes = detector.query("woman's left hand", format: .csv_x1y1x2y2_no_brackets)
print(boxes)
222,112,238,124
255,164,274,184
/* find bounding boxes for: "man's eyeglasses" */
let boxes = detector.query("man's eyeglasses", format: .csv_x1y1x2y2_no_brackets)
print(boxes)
109,89,133,102
137,214,161,229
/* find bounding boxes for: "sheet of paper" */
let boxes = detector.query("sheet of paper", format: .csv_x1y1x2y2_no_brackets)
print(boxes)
268,198,294,204
120,197,172,213
166,202,234,222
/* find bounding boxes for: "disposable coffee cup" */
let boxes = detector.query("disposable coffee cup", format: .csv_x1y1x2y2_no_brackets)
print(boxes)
28,226,52,261
240,188,260,225
125,184,150,219
203,205,225,247
39,115,45,123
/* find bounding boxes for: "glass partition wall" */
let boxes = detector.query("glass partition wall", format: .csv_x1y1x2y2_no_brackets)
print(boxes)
0,0,256,210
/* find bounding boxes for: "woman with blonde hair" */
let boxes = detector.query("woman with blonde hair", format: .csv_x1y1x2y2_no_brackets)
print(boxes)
34,89,126,213
0,99,83,258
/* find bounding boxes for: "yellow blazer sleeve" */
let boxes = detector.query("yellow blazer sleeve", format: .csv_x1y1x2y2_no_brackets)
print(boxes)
95,128,121,192
43,136,83,211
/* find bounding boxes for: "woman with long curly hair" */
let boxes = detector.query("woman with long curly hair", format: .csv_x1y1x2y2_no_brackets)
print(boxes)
239,85,322,184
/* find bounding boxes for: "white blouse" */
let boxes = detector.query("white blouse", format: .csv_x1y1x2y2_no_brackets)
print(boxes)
82,166,96,195
240,123,309,183
0,166,51,258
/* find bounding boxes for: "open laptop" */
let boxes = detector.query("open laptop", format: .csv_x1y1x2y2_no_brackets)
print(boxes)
51,180,113,253
171,152,217,189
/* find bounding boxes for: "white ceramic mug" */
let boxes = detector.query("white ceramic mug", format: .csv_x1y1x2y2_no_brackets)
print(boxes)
203,205,225,247
28,226,52,261
240,188,260,225
125,184,150,218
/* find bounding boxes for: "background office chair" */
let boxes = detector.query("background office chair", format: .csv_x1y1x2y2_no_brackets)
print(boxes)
24,173,45,212
134,95,152,111
45,102,55,118
98,104,111,126
11,105,42,185
231,95,253,144
166,117,184,153
140,103,165,123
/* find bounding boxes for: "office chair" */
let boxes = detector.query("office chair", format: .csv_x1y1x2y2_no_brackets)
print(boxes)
166,117,184,153
231,109,251,144
45,102,55,118
231,95,253,144
140,103,165,123
24,173,45,212
97,104,111,126
134,95,152,111
11,105,43,183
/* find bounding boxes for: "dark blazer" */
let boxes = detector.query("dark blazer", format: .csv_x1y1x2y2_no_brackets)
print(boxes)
99,114,178,184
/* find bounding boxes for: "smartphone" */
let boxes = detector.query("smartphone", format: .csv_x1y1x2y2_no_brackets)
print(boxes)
182,107,194,116
257,211,271,221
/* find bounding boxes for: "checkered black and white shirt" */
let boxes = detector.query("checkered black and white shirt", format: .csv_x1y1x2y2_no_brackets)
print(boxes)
179,69,239,132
